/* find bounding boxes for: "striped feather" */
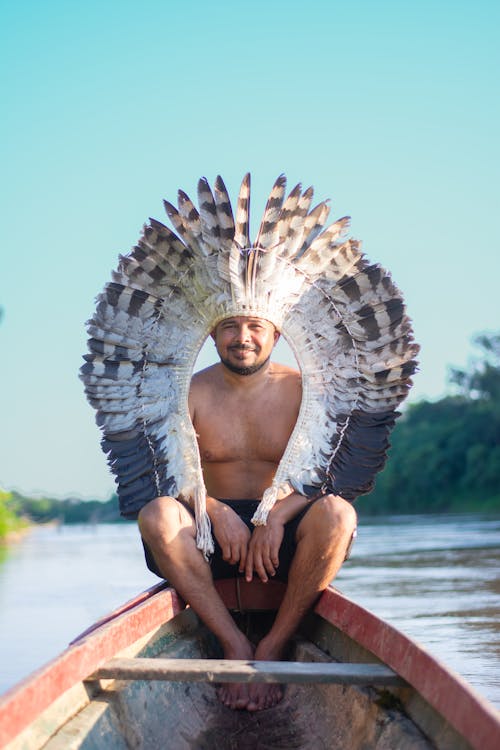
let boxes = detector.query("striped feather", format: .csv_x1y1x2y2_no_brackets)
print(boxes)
177,190,206,255
277,183,301,245
295,201,331,258
280,186,314,259
197,178,220,250
296,217,351,273
234,173,251,248
255,174,287,249
163,198,204,257
214,175,235,251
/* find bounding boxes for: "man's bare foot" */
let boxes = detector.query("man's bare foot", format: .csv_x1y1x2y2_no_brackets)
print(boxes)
216,633,285,711
245,636,285,712
216,636,255,710
245,681,283,712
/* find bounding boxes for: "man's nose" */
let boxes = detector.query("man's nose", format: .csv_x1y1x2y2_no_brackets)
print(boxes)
235,324,251,342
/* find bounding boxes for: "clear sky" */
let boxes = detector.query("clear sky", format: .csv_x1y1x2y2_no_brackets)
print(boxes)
1,0,498,500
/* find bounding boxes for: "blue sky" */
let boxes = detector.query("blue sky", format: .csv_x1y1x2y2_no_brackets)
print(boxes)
1,0,498,499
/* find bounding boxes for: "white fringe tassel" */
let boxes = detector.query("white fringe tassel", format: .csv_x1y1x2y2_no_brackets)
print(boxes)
251,483,288,526
194,485,214,561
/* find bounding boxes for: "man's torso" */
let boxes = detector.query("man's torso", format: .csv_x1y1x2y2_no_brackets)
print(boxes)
189,363,302,499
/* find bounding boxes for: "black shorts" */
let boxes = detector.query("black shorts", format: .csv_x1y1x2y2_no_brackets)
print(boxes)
142,498,318,583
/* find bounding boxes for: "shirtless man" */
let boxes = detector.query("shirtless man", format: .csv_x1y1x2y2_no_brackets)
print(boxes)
138,315,357,711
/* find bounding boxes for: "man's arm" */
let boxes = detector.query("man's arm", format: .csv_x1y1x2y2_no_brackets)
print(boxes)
206,495,251,568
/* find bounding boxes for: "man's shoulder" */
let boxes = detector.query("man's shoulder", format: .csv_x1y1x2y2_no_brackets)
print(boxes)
188,365,222,418
269,362,301,380
190,364,223,389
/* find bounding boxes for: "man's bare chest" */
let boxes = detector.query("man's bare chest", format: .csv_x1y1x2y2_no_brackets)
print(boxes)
194,396,298,465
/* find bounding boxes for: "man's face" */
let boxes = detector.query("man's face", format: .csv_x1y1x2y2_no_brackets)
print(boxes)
212,316,279,376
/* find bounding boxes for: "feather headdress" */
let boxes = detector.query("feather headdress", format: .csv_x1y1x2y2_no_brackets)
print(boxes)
81,174,419,558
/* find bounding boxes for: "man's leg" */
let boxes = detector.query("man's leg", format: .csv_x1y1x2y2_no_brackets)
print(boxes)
138,496,255,710
139,494,356,711
254,494,357,663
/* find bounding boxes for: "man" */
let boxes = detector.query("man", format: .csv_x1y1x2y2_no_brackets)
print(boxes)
138,315,358,712
82,176,417,712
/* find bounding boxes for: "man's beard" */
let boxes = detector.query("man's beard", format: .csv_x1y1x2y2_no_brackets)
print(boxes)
220,353,271,376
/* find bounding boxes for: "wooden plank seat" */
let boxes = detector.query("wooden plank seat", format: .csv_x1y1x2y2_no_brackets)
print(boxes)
90,657,406,686
88,580,406,688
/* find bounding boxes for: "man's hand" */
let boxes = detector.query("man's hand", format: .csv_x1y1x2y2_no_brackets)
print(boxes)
245,517,285,583
244,491,313,583
207,497,251,568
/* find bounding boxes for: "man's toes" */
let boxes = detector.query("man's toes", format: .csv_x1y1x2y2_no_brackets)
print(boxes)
246,687,260,712
218,683,251,710
247,684,267,711
233,689,249,710
219,682,283,712
265,687,277,709
262,684,283,710
246,699,259,712
217,685,228,705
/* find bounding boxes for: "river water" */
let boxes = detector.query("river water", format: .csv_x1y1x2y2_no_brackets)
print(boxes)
0,514,499,709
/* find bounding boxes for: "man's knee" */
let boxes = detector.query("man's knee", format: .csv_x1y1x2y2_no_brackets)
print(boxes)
138,495,194,546
297,493,357,543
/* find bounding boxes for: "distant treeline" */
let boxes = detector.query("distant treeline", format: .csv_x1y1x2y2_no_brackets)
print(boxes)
0,490,124,537
0,489,29,538
1,491,124,529
359,332,500,515
1,333,499,537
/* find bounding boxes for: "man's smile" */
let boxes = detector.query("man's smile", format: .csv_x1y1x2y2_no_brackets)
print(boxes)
229,346,258,357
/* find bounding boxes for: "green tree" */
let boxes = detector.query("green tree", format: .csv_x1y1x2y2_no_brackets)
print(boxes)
449,332,500,401
360,332,500,515
0,490,29,539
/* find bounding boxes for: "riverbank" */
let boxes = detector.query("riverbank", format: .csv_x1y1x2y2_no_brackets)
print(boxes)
0,526,31,545
0,491,30,543
1,489,122,529
0,521,62,546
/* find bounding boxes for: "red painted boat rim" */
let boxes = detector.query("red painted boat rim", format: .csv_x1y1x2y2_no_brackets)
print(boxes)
0,585,184,748
315,587,500,750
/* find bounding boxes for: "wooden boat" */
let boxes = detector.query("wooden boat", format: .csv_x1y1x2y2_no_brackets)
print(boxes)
1,580,499,750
